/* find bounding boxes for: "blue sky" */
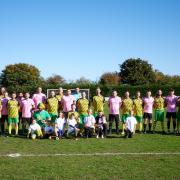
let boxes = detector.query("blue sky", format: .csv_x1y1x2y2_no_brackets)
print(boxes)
0,0,179,82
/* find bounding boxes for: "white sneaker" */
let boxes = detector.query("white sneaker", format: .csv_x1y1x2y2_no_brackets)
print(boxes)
121,132,125,135
101,135,104,139
96,135,99,139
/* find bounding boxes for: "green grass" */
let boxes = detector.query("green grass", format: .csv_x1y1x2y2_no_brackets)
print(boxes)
0,103,180,179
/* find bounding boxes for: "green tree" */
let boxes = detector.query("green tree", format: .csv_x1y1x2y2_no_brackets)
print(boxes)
0,63,43,93
75,77,92,85
119,58,155,85
100,72,121,85
46,74,65,85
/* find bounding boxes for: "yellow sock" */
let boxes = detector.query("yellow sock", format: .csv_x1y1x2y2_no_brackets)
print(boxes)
122,124,125,133
9,124,12,134
15,125,19,135
139,123,142,132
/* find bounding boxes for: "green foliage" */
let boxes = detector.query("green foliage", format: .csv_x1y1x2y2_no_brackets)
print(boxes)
0,63,43,93
119,58,155,85
100,72,121,85
46,74,65,85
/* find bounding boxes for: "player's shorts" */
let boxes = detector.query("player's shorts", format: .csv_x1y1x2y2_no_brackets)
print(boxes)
154,110,165,122
49,113,58,123
0,115,8,123
143,113,152,120
109,114,120,123
166,112,176,119
22,117,32,125
8,117,19,124
177,112,180,121
135,115,143,123
121,114,130,123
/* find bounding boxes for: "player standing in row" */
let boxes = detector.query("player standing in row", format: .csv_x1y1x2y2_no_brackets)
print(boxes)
177,97,180,134
73,87,82,102
56,87,64,112
143,90,154,134
133,91,143,133
92,87,105,118
153,90,165,134
0,92,10,135
108,90,122,135
7,92,20,136
121,91,133,135
77,92,89,130
165,89,179,133
46,91,59,123
17,92,25,128
21,92,35,134
61,89,75,120
32,87,46,109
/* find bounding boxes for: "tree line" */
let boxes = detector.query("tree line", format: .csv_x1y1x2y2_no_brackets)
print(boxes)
0,58,180,95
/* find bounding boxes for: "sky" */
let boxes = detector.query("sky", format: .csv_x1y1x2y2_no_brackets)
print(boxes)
0,0,180,82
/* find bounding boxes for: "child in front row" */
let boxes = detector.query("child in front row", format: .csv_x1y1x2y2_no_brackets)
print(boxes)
67,113,80,140
55,112,66,140
124,110,137,138
95,111,107,139
27,119,43,140
44,120,54,139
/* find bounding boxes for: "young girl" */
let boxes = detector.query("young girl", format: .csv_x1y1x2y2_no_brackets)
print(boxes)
55,112,66,140
95,111,107,139
67,113,80,140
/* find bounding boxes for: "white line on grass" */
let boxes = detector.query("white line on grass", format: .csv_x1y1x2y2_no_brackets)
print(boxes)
1,152,180,158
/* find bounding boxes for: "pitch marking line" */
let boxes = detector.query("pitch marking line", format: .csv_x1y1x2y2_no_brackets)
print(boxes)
0,152,180,158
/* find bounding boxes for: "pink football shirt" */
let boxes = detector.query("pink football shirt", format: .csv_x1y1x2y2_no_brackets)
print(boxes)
143,97,154,113
1,98,10,115
21,98,35,118
32,93,46,109
62,95,75,112
108,96,122,115
165,95,178,112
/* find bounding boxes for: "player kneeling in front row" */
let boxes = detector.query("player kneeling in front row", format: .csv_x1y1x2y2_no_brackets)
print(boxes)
55,112,66,140
84,109,96,138
95,111,107,139
124,110,137,138
27,119,43,140
44,120,54,139
67,113,80,140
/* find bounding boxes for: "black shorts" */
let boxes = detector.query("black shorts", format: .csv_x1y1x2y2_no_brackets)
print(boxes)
0,115,8,123
166,112,176,119
22,118,32,125
109,114,120,122
143,113,152,120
